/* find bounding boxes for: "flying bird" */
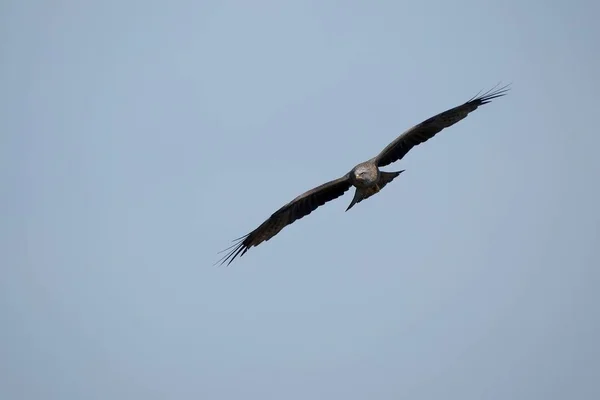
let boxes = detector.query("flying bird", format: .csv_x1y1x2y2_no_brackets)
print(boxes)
217,84,510,265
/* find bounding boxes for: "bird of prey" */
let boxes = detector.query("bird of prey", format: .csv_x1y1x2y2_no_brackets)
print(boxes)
217,84,510,265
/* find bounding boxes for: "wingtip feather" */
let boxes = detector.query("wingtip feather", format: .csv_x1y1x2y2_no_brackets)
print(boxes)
469,82,511,105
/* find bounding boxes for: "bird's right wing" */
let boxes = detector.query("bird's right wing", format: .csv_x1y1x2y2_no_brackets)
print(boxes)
374,84,510,167
216,174,352,266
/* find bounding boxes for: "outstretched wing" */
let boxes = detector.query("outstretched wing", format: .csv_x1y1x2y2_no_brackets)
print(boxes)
216,175,352,266
374,84,510,167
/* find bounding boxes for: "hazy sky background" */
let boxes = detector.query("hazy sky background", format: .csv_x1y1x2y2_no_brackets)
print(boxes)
2,1,599,399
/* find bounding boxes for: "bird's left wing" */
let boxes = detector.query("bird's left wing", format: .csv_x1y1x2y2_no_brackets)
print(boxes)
216,174,352,266
374,84,510,167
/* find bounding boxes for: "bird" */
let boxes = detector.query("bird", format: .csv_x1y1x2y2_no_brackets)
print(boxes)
216,83,510,266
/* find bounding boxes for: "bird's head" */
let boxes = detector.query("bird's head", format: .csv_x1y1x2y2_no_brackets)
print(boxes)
352,168,364,180
352,164,377,184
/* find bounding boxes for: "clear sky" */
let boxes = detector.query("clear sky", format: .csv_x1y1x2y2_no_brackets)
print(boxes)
2,1,599,399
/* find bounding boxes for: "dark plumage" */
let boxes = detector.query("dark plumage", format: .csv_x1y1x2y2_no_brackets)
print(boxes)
217,84,510,265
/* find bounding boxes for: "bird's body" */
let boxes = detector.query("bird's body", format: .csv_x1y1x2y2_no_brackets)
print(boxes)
217,84,510,266
346,161,403,212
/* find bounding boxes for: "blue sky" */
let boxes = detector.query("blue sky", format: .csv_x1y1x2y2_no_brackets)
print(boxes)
2,1,599,399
